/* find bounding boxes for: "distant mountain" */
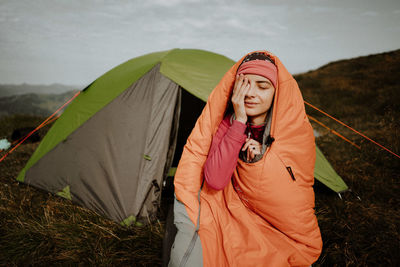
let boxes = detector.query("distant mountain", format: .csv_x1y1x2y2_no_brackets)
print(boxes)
0,90,79,118
0,83,81,98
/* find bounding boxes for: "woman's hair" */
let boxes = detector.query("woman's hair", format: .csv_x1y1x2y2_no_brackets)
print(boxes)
225,52,275,117
238,52,275,68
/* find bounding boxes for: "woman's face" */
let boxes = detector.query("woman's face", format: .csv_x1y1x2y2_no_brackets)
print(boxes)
243,74,275,124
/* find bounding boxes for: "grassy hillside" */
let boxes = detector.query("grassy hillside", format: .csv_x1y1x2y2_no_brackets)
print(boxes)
0,49,399,266
295,49,400,266
0,90,79,118
0,83,80,98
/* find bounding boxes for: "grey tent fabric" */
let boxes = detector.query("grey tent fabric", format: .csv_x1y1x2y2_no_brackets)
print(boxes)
25,64,180,223
134,67,181,221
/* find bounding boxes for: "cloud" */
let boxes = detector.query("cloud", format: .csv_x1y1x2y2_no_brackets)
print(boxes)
145,0,201,7
361,11,378,16
1,0,400,84
271,22,288,31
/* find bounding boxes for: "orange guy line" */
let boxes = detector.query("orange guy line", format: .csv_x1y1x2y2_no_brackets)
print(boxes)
305,101,400,159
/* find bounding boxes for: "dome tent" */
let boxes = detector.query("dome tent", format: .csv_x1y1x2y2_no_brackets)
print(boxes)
16,49,347,225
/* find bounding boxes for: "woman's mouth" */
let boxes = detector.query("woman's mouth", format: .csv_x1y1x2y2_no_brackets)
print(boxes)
245,102,258,107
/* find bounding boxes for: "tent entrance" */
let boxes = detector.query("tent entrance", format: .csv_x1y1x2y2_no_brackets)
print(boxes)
161,88,206,206
172,89,206,166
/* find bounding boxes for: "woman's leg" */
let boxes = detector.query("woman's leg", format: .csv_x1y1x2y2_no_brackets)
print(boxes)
168,197,203,267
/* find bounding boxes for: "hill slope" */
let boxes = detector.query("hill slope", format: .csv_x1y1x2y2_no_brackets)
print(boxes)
0,83,80,98
296,49,400,132
0,90,79,118
294,49,400,266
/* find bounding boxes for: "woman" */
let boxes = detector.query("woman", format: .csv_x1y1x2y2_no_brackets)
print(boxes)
170,51,322,267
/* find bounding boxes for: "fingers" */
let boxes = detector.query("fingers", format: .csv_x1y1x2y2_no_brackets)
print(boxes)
246,144,260,161
242,138,260,151
232,74,249,123
233,74,249,97
242,138,252,151
241,76,250,96
249,145,261,160
240,80,250,100
242,138,261,161
233,74,242,93
232,81,249,114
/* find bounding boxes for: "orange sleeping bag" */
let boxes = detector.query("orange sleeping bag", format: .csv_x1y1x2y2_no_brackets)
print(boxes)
174,51,322,266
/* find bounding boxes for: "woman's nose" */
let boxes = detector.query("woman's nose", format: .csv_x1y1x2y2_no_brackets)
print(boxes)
245,82,256,97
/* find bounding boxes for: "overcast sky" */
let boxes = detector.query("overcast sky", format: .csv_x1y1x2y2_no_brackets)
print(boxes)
1,0,399,87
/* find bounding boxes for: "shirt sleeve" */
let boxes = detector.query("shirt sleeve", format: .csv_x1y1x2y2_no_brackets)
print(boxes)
204,115,247,190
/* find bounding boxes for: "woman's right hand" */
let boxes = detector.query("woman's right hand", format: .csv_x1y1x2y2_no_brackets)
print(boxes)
231,74,249,124
242,138,262,161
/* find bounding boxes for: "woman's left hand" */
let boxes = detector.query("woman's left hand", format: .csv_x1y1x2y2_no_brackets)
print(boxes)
242,138,262,161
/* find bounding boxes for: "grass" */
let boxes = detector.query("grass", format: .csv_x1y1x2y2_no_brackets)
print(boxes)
1,49,400,266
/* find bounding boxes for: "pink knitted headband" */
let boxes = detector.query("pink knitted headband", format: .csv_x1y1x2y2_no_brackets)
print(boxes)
237,60,277,88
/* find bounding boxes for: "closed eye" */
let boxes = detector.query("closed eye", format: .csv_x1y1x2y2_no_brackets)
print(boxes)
257,81,271,89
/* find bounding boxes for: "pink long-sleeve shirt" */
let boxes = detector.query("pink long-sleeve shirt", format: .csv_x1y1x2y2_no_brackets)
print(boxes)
203,115,248,190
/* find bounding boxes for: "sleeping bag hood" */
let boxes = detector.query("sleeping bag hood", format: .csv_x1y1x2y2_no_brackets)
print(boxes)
174,50,323,266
